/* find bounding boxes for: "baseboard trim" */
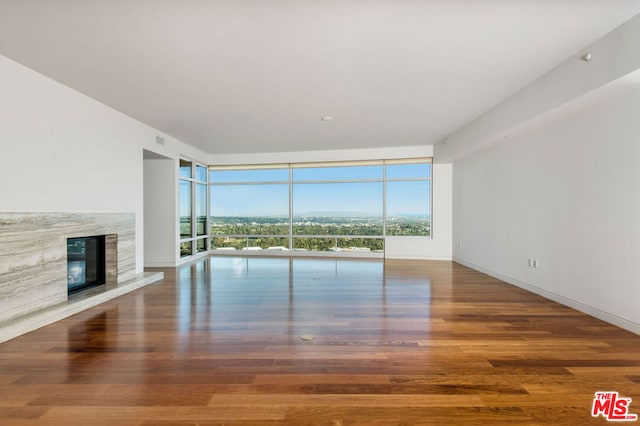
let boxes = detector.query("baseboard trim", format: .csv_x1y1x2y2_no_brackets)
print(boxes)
453,257,640,336
385,255,453,261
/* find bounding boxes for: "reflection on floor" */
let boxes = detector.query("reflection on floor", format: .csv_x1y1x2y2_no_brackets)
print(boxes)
1,257,640,425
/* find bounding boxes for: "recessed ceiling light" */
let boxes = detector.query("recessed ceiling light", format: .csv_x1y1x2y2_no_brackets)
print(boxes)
321,116,333,121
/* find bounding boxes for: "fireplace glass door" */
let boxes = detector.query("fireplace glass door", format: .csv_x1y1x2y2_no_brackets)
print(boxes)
67,236,106,294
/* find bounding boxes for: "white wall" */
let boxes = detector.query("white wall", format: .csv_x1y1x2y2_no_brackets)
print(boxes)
453,87,640,333
0,54,208,272
211,145,453,260
144,157,178,266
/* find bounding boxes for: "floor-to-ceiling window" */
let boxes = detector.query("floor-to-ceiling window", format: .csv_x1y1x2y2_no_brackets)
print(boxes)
208,158,431,255
179,159,209,258
291,162,384,253
209,166,290,252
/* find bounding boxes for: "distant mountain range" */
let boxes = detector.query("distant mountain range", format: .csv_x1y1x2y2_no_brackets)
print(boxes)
294,211,377,218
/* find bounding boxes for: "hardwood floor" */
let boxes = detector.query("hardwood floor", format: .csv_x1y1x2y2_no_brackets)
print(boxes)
1,257,639,425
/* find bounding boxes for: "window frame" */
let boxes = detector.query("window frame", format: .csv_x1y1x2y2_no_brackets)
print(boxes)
179,159,209,258
208,158,432,256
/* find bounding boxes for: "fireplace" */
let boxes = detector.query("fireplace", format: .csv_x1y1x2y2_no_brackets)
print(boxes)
0,212,138,329
67,236,106,294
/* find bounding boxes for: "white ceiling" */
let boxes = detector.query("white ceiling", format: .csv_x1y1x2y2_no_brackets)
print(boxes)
0,1,639,155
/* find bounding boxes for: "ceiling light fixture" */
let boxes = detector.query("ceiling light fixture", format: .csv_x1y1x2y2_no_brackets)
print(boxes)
321,116,333,121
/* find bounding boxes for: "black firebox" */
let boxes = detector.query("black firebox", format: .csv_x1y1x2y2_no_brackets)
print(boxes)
67,236,106,294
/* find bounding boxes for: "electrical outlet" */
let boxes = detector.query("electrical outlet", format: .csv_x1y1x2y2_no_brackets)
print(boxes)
528,258,533,267
457,242,463,248
532,259,539,268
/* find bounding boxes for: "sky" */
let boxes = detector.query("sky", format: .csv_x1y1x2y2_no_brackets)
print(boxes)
182,163,431,218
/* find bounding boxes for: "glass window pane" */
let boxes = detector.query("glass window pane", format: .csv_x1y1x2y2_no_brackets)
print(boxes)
210,184,289,235
210,168,288,183
212,237,245,251
196,238,207,253
196,183,207,236
180,181,192,238
293,237,336,252
293,165,383,181
247,237,290,251
204,158,432,257
180,241,192,257
292,237,383,253
337,237,384,253
196,165,208,182
179,159,192,179
211,237,290,252
293,182,383,235
386,180,431,236
386,163,431,179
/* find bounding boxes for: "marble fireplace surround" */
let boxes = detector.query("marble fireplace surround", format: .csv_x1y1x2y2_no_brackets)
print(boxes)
0,212,163,343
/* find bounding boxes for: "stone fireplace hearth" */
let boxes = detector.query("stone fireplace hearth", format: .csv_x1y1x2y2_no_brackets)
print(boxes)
0,212,162,342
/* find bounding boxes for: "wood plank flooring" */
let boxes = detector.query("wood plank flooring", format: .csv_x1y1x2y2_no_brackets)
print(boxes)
1,257,640,425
